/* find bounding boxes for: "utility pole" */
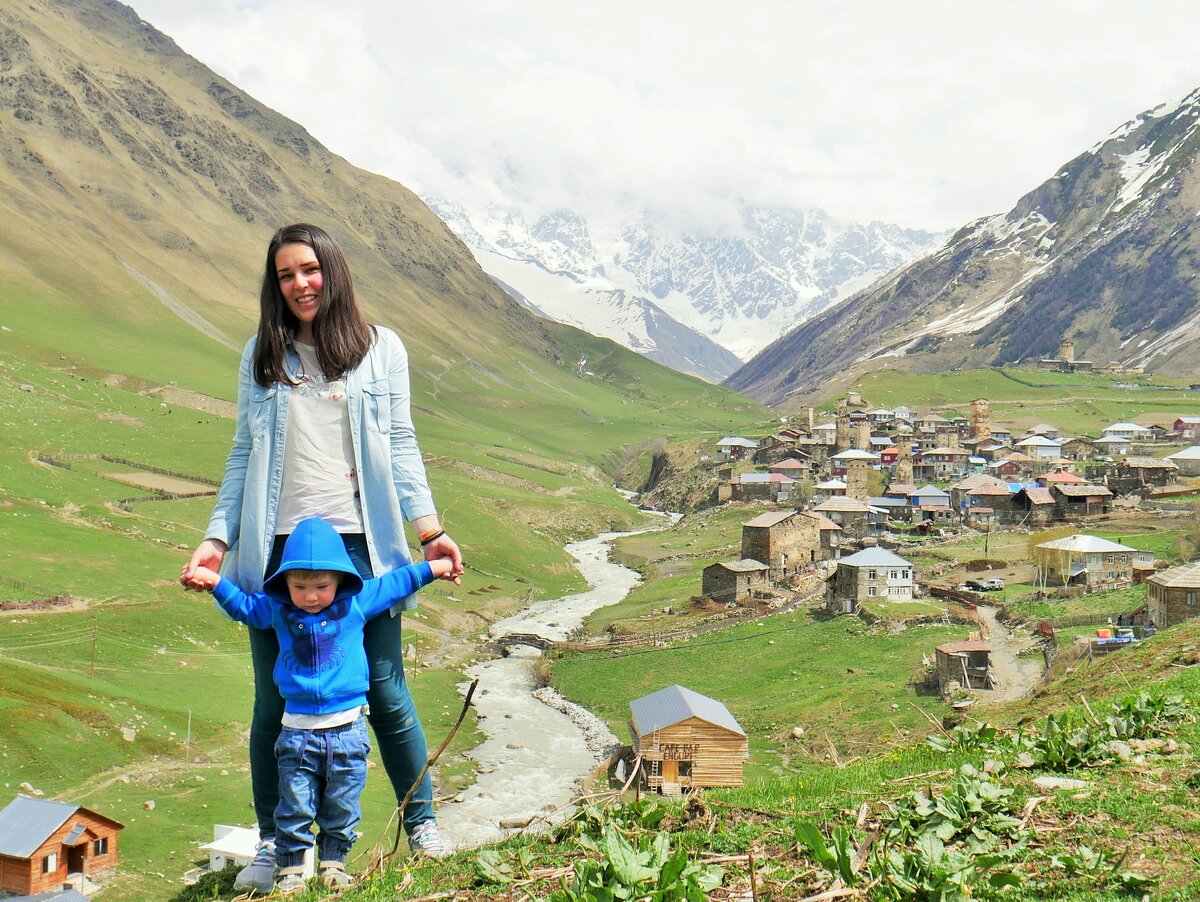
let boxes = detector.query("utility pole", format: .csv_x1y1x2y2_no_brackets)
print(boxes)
89,620,97,678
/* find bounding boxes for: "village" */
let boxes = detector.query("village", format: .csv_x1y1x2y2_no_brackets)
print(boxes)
694,365,1200,708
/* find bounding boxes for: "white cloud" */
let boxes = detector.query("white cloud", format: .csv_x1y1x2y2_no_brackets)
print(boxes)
132,0,1200,230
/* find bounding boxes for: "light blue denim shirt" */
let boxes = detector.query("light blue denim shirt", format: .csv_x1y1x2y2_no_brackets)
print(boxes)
205,326,437,607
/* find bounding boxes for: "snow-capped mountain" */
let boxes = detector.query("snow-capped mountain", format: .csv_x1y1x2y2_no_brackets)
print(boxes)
728,88,1200,405
428,199,940,382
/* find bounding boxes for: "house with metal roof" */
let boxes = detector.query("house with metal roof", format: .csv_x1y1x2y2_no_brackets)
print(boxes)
935,639,993,692
629,685,748,794
1166,446,1200,476
1102,423,1153,441
1147,561,1200,629
0,796,123,897
1013,435,1063,460
715,436,758,462
828,546,914,614
1034,534,1153,589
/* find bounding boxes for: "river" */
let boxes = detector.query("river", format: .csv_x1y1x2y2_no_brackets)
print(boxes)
437,515,674,849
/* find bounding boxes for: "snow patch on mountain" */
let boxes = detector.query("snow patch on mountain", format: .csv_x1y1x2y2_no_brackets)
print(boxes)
430,199,940,374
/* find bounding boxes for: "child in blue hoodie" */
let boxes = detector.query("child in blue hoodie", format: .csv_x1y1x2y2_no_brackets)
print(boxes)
188,516,457,893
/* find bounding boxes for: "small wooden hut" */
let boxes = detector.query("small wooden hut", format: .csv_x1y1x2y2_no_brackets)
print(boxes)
934,640,992,692
629,685,748,795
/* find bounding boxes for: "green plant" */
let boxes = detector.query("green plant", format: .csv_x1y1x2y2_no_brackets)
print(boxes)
548,826,723,901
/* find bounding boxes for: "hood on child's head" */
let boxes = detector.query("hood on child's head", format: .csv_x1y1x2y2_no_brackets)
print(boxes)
263,517,364,597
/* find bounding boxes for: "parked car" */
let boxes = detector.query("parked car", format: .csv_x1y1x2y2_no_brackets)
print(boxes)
964,578,1005,591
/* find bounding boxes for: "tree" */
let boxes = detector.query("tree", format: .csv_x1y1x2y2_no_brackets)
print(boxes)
1028,526,1076,591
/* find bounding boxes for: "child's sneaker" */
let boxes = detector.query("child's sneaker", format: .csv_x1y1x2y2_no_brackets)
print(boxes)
408,819,450,858
234,837,276,892
319,860,353,888
274,865,307,895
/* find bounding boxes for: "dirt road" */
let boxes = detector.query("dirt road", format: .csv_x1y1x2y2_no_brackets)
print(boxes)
975,604,1044,703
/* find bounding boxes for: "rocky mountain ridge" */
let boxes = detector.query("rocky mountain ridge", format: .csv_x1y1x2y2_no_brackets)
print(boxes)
430,199,939,381
728,90,1200,405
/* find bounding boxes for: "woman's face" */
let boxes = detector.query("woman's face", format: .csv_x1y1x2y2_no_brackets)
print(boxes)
275,242,324,342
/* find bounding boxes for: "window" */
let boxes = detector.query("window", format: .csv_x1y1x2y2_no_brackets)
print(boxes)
43,853,57,874
1188,592,1197,607
868,586,877,597
868,569,877,580
93,837,108,856
678,761,693,777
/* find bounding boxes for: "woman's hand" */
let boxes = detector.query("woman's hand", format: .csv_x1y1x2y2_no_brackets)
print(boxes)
422,532,463,581
180,539,228,591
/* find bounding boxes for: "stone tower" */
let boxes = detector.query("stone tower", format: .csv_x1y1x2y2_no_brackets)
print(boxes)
1059,339,1075,363
971,398,991,441
835,399,851,453
846,458,870,501
796,405,814,433
896,437,914,485
854,420,872,451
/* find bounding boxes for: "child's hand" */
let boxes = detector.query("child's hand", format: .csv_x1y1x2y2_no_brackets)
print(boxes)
183,565,220,592
429,558,461,586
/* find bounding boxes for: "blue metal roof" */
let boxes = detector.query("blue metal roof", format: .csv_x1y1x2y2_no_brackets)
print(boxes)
4,890,92,902
630,685,745,737
0,796,79,858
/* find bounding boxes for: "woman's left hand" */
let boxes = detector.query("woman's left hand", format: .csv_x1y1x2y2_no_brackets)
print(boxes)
423,532,463,581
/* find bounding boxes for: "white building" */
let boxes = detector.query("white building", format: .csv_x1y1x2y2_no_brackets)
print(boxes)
1101,423,1153,442
1166,446,1200,477
1013,435,1063,460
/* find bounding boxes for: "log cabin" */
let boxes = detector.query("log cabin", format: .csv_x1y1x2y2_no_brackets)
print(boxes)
0,796,123,896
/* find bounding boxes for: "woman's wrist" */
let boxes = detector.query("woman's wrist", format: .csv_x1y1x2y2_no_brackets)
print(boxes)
419,527,445,546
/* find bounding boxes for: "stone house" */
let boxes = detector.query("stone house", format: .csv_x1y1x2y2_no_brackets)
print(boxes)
701,559,769,605
1093,434,1132,457
1014,486,1056,526
935,640,992,692
1050,483,1113,518
1115,457,1179,492
725,472,795,504
1034,534,1153,589
919,446,971,480
1146,562,1200,629
1058,436,1094,460
799,511,842,559
715,436,758,461
741,511,820,577
810,496,883,538
1166,446,1200,477
827,546,914,614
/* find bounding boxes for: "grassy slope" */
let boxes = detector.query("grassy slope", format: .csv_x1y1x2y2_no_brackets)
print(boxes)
853,366,1196,433
0,269,768,901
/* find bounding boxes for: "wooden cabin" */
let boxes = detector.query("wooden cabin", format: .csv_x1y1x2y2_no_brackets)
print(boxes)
0,796,124,896
629,685,748,795
935,640,992,692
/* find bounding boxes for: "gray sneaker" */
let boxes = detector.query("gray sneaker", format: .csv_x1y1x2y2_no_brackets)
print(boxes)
234,837,276,892
408,820,450,858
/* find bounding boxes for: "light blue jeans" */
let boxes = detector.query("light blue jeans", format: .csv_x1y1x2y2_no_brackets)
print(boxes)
274,716,370,868
249,533,436,840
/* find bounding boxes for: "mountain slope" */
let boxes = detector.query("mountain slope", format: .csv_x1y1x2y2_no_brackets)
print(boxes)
431,200,939,380
729,90,1200,405
0,0,557,396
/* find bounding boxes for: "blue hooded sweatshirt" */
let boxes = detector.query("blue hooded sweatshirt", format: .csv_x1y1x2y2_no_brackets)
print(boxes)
212,516,434,717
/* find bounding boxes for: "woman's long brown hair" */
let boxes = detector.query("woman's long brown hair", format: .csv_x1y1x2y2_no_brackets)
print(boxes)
253,223,373,386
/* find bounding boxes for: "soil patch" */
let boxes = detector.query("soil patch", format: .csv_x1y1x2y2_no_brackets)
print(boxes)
102,472,215,496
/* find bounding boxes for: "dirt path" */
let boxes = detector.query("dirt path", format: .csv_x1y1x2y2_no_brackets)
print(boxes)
975,605,1044,703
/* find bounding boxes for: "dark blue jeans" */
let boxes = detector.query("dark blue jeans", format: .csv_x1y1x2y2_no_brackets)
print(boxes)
249,533,436,838
274,716,370,868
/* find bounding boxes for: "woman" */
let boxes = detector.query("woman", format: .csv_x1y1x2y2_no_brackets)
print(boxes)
181,223,462,891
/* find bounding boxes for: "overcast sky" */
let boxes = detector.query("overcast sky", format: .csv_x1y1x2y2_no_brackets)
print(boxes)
131,0,1200,232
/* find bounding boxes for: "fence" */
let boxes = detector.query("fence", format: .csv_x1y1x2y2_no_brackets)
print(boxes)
36,453,220,487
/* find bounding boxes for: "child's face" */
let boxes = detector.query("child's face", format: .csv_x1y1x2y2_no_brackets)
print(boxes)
285,571,340,614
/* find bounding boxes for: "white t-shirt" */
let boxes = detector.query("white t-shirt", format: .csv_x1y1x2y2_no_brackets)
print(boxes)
275,341,364,534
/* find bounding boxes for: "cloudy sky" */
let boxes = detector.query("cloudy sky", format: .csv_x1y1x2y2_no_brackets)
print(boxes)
132,0,1200,232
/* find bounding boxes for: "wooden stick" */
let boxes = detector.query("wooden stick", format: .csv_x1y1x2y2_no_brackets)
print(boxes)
1078,694,1099,725
388,678,479,858
749,846,759,902
908,701,952,737
824,731,843,768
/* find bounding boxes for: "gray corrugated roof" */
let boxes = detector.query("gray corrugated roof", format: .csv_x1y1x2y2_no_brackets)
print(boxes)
743,511,796,528
712,559,768,573
5,890,92,902
839,547,913,567
630,684,745,737
0,796,78,858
